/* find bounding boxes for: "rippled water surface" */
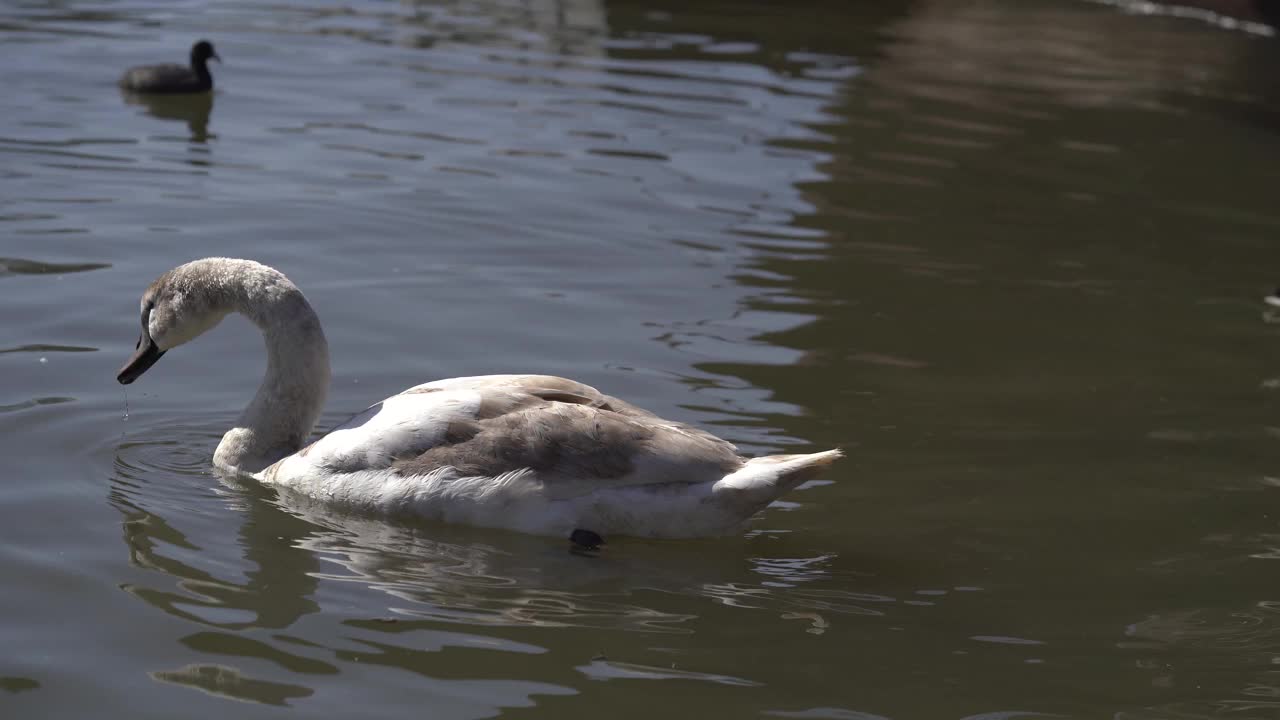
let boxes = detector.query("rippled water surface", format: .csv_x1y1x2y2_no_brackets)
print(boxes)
4,1,1280,717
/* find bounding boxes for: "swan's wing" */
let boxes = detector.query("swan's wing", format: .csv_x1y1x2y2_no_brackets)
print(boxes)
277,387,483,475
402,374,663,419
393,375,742,499
266,375,742,498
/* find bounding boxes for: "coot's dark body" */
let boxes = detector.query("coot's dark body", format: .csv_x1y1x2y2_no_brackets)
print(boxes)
120,40,219,94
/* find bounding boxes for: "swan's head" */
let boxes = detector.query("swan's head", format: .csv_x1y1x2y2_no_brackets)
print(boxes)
117,261,231,384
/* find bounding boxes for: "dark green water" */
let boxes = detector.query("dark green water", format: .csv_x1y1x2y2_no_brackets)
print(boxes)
3,1,1280,717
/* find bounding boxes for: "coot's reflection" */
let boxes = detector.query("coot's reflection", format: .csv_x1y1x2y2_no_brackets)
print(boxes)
120,90,214,143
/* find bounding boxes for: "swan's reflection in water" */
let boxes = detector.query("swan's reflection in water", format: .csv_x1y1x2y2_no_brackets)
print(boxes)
276,485,703,633
109,419,864,707
112,424,321,631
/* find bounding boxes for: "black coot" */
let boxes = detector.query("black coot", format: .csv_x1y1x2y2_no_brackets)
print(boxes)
120,40,220,94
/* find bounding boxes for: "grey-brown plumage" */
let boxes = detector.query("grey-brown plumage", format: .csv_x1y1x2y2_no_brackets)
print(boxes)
386,376,743,499
120,40,220,94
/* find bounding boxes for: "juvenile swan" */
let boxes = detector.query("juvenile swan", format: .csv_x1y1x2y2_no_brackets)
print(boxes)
117,258,842,539
120,40,220,94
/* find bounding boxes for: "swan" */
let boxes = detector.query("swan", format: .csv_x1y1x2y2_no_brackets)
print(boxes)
116,258,842,541
120,40,220,94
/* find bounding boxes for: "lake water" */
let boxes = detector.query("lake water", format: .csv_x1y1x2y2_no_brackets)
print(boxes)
3,0,1280,717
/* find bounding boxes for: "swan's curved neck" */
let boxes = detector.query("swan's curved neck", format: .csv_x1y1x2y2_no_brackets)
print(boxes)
211,265,330,475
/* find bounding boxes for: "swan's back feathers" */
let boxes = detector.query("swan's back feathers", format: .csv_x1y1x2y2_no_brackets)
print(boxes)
393,402,742,499
270,375,741,492
391,375,742,499
410,374,663,420
260,373,840,536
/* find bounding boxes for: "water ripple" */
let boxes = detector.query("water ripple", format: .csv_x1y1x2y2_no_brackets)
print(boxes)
0,677,40,694
150,664,312,706
0,396,74,414
0,257,109,277
0,344,96,355
576,659,760,687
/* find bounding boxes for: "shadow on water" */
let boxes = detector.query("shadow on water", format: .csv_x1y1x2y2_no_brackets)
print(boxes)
120,90,214,144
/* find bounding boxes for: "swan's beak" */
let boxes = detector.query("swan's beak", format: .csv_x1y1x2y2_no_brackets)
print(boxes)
117,332,166,384
212,53,221,63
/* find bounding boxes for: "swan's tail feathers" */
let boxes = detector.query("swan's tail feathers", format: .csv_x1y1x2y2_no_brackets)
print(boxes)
713,449,844,513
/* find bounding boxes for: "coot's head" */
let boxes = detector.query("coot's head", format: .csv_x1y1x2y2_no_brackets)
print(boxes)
191,40,220,65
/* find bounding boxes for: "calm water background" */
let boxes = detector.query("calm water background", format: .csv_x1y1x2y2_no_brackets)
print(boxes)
3,0,1280,717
